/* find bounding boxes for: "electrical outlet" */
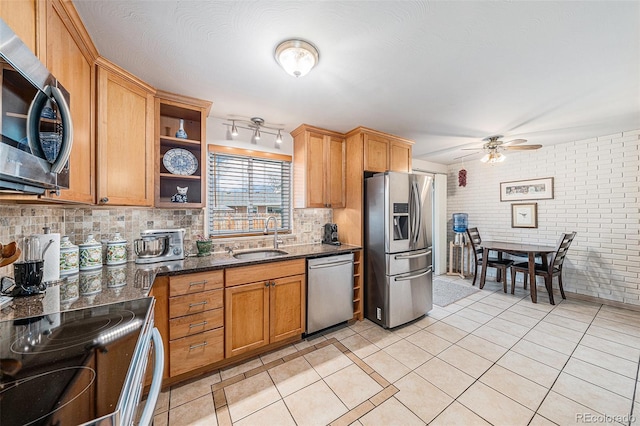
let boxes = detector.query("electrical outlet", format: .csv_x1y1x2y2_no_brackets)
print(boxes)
376,307,382,320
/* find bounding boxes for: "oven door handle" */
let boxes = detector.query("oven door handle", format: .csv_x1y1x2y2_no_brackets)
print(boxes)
138,327,164,426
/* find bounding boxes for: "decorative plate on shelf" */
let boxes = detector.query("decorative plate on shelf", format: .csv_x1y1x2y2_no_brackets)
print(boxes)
163,148,198,175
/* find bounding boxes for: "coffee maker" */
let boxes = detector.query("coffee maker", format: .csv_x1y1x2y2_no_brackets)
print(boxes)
322,223,341,246
1,236,47,297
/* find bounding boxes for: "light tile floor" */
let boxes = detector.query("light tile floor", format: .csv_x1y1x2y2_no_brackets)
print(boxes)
152,276,640,425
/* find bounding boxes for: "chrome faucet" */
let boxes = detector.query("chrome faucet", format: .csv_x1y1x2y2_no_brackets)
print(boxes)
264,216,282,249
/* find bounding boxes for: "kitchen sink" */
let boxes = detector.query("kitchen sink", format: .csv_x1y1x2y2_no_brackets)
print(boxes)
233,249,289,260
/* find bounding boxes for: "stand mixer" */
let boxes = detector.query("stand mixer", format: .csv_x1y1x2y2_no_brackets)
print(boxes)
134,229,185,264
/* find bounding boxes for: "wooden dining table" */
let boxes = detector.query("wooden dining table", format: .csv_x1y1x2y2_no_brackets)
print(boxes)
479,241,556,303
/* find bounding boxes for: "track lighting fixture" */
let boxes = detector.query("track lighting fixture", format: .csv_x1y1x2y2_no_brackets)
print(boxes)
224,117,285,148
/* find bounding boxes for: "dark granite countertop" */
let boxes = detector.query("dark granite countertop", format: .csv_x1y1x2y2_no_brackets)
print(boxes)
0,243,360,321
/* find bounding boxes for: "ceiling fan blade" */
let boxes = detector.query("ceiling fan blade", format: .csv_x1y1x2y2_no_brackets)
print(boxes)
504,144,542,150
453,152,481,160
461,148,482,151
504,138,528,146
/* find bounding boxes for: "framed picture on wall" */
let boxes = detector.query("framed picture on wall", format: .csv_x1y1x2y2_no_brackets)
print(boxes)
511,203,538,228
500,177,554,201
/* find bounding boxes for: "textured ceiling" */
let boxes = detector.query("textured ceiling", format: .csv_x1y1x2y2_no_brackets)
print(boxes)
73,1,640,165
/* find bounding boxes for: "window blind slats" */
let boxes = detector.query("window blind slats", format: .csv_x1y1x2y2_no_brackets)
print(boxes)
208,152,291,236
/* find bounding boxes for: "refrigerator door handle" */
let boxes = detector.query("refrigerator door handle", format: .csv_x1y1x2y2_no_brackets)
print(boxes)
394,267,432,282
394,250,431,260
408,179,415,243
412,180,422,244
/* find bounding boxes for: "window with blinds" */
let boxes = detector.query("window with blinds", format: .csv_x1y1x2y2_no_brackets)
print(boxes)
207,149,291,236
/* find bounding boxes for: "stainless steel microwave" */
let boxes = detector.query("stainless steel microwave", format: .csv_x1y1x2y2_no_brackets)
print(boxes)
0,19,73,195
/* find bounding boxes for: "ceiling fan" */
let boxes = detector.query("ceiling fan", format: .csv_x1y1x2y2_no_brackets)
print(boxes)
457,135,542,163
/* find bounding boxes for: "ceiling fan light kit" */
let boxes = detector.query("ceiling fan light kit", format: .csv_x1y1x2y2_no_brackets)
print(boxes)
480,152,506,163
275,39,319,77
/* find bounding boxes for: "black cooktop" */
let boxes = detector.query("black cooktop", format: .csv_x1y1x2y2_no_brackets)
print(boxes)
0,298,153,426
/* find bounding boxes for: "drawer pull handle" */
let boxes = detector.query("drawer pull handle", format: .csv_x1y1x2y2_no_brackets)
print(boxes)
189,280,208,286
189,321,208,328
189,301,208,308
189,342,208,350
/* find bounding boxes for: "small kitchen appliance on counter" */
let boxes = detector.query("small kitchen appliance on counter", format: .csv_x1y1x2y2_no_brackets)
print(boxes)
134,228,185,264
322,223,341,246
0,234,56,297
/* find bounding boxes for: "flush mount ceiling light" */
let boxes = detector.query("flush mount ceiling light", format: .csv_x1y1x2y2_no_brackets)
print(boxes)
275,39,319,77
224,117,285,149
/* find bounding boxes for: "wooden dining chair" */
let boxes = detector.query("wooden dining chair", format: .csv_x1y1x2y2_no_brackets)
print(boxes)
510,232,577,305
466,227,514,292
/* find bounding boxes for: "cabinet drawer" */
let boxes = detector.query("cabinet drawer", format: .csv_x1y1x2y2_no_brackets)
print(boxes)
169,328,224,377
169,309,223,341
169,289,223,319
169,270,223,297
226,259,306,287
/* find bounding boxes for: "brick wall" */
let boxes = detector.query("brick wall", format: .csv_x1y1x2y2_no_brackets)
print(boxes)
446,130,640,305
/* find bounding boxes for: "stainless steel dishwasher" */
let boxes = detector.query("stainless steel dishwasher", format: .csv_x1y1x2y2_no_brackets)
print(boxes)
307,253,354,334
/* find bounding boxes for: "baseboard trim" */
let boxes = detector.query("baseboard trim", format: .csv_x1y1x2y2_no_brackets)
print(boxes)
566,291,640,313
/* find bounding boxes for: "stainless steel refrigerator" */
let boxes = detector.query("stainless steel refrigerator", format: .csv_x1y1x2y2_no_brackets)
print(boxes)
365,171,433,328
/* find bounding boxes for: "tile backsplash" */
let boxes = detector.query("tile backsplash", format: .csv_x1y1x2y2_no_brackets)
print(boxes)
0,205,332,275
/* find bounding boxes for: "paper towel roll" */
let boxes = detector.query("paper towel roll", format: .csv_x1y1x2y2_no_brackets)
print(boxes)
31,232,60,283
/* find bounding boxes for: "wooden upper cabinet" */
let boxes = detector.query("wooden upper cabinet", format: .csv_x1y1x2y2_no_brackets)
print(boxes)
43,0,97,203
0,0,39,55
362,130,413,173
96,58,155,206
363,133,389,173
291,124,345,209
390,140,412,172
334,127,414,247
155,91,212,208
327,135,346,208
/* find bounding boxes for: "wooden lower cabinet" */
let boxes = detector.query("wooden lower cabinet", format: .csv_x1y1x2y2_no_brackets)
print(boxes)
169,309,223,340
270,275,306,342
225,281,269,357
169,328,224,377
165,270,225,378
225,259,306,358
151,261,306,384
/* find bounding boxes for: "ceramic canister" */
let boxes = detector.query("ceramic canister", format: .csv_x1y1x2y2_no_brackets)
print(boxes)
59,274,80,305
106,232,127,265
59,236,79,275
106,264,127,287
79,269,103,295
79,234,102,270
